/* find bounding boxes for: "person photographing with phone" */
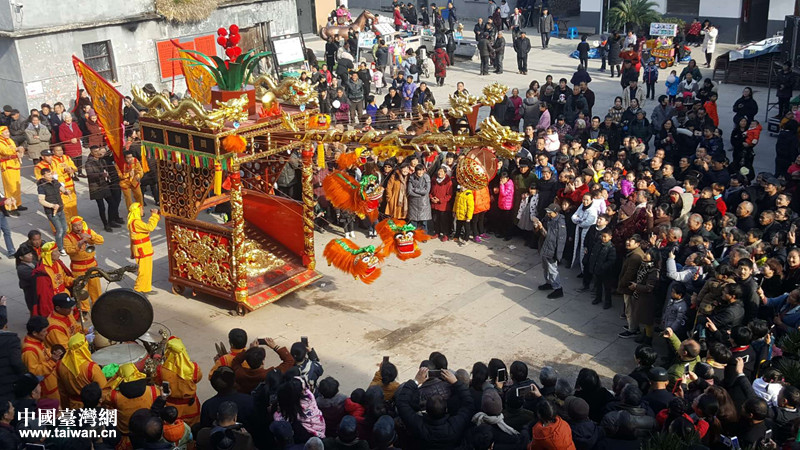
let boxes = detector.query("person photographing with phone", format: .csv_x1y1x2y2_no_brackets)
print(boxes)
395,366,474,449
231,337,294,395
291,336,324,391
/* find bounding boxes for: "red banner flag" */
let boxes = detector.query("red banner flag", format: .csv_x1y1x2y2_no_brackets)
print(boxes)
71,56,124,171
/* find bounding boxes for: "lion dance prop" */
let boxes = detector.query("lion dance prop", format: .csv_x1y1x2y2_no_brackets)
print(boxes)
323,239,382,284
375,219,429,260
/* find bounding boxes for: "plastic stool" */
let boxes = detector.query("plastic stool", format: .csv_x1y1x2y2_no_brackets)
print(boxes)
550,24,559,37
567,27,579,39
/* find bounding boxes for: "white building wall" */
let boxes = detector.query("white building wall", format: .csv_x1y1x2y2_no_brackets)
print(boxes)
13,0,154,30
769,0,795,21
699,0,742,19
8,0,298,112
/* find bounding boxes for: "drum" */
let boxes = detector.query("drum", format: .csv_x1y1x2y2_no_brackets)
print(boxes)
92,343,148,371
138,322,171,344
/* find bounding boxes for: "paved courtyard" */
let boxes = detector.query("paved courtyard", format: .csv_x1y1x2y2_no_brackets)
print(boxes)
3,27,779,400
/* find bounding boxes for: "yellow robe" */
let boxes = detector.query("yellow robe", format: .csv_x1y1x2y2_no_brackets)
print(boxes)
129,211,160,292
54,155,79,219
0,132,21,208
21,336,59,400
118,160,144,209
63,229,104,311
154,362,202,426
45,311,80,350
56,359,107,409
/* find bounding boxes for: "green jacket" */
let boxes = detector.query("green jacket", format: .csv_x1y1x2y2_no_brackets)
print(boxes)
666,333,700,384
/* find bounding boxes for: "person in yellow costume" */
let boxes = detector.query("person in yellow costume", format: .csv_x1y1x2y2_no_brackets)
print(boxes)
52,145,79,220
33,148,54,180
63,216,104,312
33,242,74,318
154,338,202,426
106,362,160,448
56,334,107,409
45,293,80,350
118,151,144,209
0,126,25,215
22,316,62,401
128,202,160,294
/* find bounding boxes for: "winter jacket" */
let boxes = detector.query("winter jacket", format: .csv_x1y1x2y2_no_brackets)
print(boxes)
59,122,83,157
454,190,475,221
277,151,301,188
538,14,554,33
617,247,644,294
396,381,474,450
539,213,567,260
665,75,679,96
474,186,491,214
642,64,658,84
514,36,531,56
650,104,675,131
662,297,688,334
530,416,576,450
521,98,541,129
430,176,453,212
384,171,409,219
588,241,616,277
622,86,645,109
0,312,25,404
407,173,432,221
569,419,603,450
317,394,347,438
498,179,515,210
24,123,51,159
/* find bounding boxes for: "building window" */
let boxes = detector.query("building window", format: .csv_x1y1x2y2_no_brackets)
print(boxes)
667,0,699,15
82,41,117,82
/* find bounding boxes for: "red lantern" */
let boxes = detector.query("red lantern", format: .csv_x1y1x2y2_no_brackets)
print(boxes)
217,27,227,36
233,47,242,58
225,47,237,59
216,36,227,46
230,24,239,34
229,34,241,45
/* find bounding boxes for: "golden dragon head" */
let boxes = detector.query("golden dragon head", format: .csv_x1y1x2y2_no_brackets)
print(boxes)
476,116,523,160
480,82,509,107
447,91,480,119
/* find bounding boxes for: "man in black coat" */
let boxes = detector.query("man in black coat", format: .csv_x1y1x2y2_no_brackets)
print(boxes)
492,31,506,74
396,368,474,449
0,298,25,405
477,33,492,76
513,31,531,75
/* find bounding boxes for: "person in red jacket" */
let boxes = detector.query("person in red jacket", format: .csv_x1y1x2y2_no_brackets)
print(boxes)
58,113,84,178
429,167,453,241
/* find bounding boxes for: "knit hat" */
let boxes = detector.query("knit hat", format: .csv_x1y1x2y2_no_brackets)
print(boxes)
481,389,503,415
13,373,43,398
669,186,684,194
2,105,12,113
566,396,590,421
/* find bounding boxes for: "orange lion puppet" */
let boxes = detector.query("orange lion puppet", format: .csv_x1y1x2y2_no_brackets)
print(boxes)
322,172,384,222
375,218,430,260
323,239,383,284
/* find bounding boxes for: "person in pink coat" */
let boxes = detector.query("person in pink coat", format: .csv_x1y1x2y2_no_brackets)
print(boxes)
495,171,515,240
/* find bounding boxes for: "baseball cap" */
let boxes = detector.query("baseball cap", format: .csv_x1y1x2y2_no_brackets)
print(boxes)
41,149,53,157
647,366,669,382
545,203,561,214
52,293,76,309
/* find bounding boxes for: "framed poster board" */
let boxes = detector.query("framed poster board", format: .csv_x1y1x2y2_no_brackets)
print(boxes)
649,23,678,37
272,36,306,65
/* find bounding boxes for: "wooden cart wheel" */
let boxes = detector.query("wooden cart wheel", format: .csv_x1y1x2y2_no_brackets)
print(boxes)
171,284,185,295
659,60,668,69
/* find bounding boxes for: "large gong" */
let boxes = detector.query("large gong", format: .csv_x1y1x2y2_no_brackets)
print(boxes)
91,289,153,342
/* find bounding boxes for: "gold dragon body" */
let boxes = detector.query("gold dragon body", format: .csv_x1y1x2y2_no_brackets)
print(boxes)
131,86,249,131
252,74,319,108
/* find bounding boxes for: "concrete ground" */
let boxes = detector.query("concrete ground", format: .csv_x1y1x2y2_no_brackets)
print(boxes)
3,27,779,401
